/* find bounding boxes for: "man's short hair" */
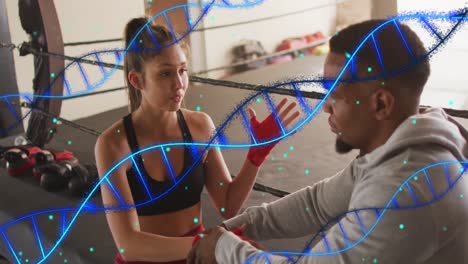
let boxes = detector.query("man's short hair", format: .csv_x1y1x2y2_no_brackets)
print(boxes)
330,19,430,96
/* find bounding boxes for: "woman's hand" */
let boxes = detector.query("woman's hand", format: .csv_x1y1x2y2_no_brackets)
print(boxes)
247,98,300,167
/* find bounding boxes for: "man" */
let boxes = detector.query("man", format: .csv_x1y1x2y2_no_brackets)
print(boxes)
188,19,468,263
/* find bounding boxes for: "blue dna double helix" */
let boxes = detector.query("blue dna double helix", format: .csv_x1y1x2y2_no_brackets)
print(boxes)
246,161,468,263
1,7,468,264
0,0,266,137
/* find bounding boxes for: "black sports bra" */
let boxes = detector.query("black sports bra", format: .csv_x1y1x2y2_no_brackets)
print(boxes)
123,110,205,216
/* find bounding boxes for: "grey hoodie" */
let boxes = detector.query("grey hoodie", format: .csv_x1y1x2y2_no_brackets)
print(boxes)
216,108,468,264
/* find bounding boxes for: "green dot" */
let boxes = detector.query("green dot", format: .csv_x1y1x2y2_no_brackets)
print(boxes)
64,260,68,263
200,233,204,238
414,176,418,181
305,169,310,175
196,106,201,111
356,100,360,105
67,140,72,145
139,39,143,43
453,133,457,138
232,33,236,38
185,186,188,190
399,187,403,192
271,157,275,161
33,31,38,36
148,0,153,2
442,226,448,231
59,252,63,256
49,215,54,220
412,119,417,125
117,129,121,133
193,218,199,223
216,147,221,151
289,146,294,151
25,259,29,263
51,73,55,78
120,248,125,253
345,52,351,58
211,15,215,20
460,167,465,172
399,224,405,230
338,132,343,136
219,182,224,186
283,153,288,158
199,94,203,98
460,194,464,198
49,129,54,134
403,160,407,165
221,207,225,212
89,247,94,252
449,100,454,106
18,251,23,256
373,258,378,263
305,207,309,212
189,19,193,24
367,67,372,72
166,147,170,152
335,31,339,36
53,118,58,123
381,81,385,86
256,98,261,103
300,53,305,58
362,257,366,262
278,167,283,171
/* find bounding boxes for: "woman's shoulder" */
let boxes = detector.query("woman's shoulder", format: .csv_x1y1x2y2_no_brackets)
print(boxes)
95,118,128,155
180,109,214,128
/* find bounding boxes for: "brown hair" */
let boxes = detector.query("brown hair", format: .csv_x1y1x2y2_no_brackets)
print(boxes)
330,19,430,96
123,17,188,112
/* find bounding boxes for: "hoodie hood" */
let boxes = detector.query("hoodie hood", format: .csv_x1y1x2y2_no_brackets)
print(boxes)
360,108,468,166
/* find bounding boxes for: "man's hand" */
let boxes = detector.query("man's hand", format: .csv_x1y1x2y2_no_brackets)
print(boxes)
188,225,266,264
188,226,226,264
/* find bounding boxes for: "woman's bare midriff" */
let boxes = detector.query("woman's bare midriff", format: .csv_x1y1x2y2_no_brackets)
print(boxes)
137,202,202,236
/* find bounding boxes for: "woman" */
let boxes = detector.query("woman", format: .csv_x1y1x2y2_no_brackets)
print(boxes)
94,17,299,264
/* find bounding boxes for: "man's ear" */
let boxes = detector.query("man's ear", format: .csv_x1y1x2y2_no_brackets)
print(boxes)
128,70,143,91
371,88,395,120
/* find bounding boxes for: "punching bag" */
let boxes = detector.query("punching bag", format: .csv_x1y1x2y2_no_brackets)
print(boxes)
18,0,64,147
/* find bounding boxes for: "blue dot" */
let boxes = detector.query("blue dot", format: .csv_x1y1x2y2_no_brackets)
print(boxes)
189,19,193,24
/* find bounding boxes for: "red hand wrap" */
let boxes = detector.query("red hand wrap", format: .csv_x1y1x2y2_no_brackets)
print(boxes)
247,113,282,167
